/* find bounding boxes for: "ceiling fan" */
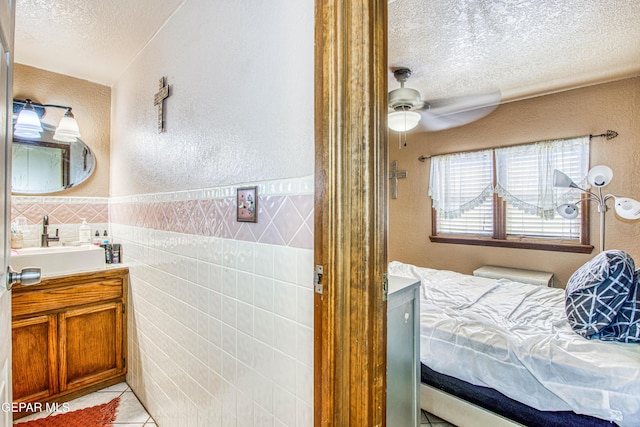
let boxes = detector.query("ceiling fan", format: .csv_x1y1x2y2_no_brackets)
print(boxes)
388,68,501,132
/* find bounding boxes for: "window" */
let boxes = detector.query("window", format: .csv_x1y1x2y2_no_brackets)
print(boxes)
429,137,592,253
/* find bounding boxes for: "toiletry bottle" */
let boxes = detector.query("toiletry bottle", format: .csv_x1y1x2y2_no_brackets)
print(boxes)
93,230,102,245
104,244,113,264
102,230,110,245
112,244,121,263
79,218,91,244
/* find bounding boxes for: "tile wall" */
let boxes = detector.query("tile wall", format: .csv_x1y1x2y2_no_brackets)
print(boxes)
110,176,314,427
11,196,109,248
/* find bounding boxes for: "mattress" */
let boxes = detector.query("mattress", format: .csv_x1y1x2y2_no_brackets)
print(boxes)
421,364,614,427
388,261,640,427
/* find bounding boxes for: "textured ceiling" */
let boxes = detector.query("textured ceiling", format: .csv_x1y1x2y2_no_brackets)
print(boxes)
389,0,640,104
14,0,186,86
14,0,640,100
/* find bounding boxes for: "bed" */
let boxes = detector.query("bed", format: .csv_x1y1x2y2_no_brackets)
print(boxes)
388,261,640,427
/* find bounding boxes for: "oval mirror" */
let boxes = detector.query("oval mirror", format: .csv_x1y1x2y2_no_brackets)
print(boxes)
12,122,96,194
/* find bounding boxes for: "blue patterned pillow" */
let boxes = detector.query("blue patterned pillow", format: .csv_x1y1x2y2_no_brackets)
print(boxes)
598,269,640,343
565,250,635,340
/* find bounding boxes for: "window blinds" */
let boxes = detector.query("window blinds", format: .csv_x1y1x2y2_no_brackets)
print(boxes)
496,137,589,238
429,150,494,235
429,136,589,239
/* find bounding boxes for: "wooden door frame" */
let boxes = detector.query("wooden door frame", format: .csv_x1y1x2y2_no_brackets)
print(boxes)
0,2,14,426
314,0,388,425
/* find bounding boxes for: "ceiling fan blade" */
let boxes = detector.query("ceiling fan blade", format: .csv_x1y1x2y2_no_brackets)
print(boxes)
419,90,501,131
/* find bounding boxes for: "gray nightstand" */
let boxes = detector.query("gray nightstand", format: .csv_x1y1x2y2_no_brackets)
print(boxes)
387,275,420,426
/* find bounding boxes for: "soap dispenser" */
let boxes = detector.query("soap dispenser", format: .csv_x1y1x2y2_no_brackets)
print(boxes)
79,218,91,244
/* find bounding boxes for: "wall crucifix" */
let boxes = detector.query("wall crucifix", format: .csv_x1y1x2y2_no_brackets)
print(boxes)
153,77,171,132
389,160,408,199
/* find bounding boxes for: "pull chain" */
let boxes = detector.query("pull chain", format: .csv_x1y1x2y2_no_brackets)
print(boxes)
397,111,409,149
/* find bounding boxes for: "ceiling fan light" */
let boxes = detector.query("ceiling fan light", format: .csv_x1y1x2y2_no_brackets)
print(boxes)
388,110,420,132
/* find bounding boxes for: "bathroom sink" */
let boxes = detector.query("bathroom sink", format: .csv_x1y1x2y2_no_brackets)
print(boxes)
10,245,106,278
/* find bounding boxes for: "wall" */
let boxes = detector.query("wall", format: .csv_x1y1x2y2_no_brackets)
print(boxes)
389,76,640,287
11,196,108,247
110,2,314,196
109,1,315,426
13,64,111,197
111,179,314,426
11,64,111,245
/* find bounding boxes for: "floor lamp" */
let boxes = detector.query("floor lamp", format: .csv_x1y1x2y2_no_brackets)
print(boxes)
553,165,640,252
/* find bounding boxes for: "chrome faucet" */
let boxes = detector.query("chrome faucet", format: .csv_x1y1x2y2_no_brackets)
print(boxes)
41,215,60,247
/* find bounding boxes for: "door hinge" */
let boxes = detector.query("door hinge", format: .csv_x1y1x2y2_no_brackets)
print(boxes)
123,357,126,368
314,265,324,294
122,303,125,313
383,273,388,301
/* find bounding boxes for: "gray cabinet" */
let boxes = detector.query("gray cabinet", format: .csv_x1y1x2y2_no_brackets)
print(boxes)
387,276,420,426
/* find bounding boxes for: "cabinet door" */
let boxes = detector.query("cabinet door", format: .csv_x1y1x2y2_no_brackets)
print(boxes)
12,315,58,402
58,302,124,392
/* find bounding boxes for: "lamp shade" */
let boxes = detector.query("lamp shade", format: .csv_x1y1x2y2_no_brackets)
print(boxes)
614,197,640,220
14,128,42,139
587,165,613,188
552,169,576,188
53,109,81,142
556,203,579,219
388,110,421,132
14,105,43,139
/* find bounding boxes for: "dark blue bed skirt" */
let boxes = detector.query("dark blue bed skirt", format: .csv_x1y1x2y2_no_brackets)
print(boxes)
421,364,617,427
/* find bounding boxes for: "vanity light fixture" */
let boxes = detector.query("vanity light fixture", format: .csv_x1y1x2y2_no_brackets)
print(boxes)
13,99,82,142
553,165,640,252
53,108,82,142
14,99,43,139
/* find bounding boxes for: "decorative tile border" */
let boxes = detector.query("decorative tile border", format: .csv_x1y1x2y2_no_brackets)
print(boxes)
10,176,314,249
110,175,314,204
110,193,313,250
11,196,109,225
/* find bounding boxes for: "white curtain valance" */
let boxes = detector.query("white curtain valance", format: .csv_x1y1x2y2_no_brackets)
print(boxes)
495,136,589,219
429,136,589,220
429,150,494,220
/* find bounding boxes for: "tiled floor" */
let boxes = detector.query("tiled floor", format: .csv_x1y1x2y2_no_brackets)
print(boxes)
421,409,457,427
13,382,155,426
14,382,452,427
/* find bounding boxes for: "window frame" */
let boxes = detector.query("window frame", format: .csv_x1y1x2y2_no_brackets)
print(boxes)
429,150,594,254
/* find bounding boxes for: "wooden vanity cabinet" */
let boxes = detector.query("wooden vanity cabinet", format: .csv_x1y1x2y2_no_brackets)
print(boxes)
11,268,128,410
59,301,125,392
11,314,58,403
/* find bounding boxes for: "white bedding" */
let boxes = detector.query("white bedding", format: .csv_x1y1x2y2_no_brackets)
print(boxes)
388,261,640,427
